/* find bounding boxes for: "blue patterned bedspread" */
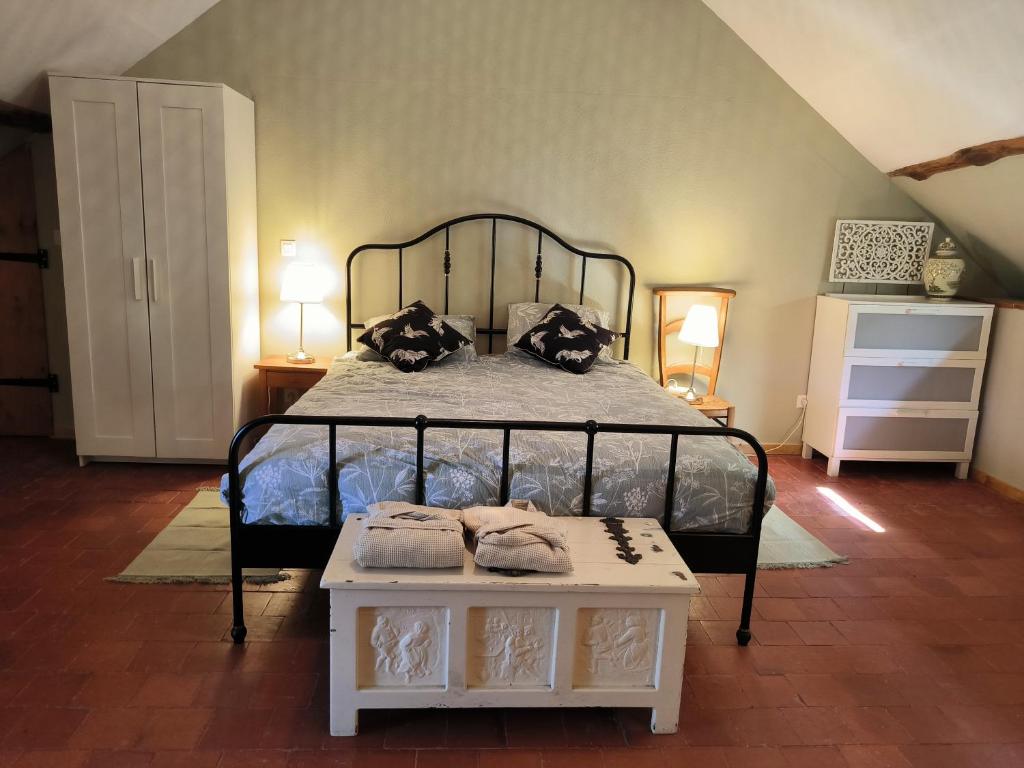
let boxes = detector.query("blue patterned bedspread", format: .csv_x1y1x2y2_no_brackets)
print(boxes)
221,354,774,533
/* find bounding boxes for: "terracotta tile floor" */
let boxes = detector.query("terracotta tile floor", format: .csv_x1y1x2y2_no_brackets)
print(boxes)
1,437,1023,767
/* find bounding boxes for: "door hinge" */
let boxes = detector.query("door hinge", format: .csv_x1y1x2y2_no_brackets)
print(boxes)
0,249,48,268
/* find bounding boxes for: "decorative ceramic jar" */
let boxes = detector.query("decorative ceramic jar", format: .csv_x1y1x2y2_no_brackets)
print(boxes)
923,237,965,300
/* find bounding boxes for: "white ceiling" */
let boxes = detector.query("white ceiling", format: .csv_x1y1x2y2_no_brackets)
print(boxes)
702,0,1024,171
0,0,219,111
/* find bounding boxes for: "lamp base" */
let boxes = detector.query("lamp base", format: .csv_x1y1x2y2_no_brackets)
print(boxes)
287,350,316,364
682,388,703,405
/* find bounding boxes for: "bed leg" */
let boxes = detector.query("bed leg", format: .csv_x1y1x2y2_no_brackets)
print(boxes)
230,558,247,644
736,567,756,646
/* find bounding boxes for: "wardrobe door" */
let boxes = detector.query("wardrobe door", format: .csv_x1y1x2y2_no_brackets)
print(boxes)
138,82,233,460
49,76,156,457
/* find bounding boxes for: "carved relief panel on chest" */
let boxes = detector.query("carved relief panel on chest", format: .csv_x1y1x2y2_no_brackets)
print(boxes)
467,607,556,689
574,607,662,689
357,606,448,688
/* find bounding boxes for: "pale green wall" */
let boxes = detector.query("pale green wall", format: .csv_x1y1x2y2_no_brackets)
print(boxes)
894,158,1024,298
129,0,936,441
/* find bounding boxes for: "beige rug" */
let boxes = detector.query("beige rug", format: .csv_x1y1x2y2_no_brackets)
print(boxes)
757,505,847,569
113,491,843,583
111,489,286,584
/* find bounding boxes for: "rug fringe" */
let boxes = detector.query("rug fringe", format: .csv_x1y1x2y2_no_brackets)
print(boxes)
758,557,848,570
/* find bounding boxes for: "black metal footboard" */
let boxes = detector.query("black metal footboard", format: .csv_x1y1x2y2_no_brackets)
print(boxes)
227,415,769,646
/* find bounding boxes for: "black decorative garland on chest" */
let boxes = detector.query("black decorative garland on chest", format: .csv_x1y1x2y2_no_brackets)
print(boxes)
600,517,642,565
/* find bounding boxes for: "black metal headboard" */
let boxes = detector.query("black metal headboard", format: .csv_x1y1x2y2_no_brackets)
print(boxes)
345,213,637,359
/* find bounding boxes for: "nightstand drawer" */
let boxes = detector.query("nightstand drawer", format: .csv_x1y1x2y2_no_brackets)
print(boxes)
264,369,325,391
839,358,983,409
834,407,977,460
254,356,329,416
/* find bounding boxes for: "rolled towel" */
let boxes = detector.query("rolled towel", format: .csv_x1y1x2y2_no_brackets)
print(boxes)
354,503,464,569
474,514,572,574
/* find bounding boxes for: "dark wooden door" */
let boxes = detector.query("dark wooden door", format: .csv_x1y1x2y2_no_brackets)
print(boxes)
0,142,52,435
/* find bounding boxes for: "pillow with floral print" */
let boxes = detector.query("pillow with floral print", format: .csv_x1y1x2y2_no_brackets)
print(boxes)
513,303,617,374
357,300,472,372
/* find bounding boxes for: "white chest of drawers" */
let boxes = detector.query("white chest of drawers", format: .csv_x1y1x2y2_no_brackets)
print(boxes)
802,294,994,478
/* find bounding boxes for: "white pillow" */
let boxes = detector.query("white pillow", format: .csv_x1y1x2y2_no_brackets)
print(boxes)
506,302,618,363
357,313,478,362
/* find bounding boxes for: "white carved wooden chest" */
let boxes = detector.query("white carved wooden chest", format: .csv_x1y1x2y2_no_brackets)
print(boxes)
321,515,700,736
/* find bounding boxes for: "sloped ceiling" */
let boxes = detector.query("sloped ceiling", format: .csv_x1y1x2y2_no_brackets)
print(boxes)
703,0,1024,295
0,0,220,111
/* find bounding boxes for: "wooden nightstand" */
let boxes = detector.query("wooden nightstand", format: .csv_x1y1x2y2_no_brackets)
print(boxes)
254,356,329,415
669,391,735,427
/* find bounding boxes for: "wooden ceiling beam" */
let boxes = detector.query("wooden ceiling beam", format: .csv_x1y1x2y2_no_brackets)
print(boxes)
889,136,1024,181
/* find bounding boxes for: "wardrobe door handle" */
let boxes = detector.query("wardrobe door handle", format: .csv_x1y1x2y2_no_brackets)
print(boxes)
132,258,144,301
148,258,158,302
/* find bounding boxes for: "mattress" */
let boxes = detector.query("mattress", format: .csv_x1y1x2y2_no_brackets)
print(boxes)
222,354,775,533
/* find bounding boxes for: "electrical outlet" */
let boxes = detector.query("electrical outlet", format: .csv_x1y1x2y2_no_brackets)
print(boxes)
796,394,808,408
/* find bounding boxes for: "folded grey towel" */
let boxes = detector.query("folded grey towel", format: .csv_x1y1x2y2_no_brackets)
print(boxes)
474,512,572,574
354,503,464,569
367,501,464,523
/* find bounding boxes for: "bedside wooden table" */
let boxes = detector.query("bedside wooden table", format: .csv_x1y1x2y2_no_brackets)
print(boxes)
669,391,735,427
254,356,329,415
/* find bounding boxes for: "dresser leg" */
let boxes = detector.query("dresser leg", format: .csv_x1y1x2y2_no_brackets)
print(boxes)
955,462,969,480
826,458,841,478
801,442,813,460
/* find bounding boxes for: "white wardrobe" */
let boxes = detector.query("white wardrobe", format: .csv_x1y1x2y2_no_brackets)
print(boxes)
50,74,260,462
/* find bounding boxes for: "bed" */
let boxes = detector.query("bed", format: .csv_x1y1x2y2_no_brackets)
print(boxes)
227,213,772,646
227,353,773,533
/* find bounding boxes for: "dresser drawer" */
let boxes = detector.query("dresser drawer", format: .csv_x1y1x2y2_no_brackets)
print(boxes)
839,358,984,409
844,305,992,359
834,408,977,460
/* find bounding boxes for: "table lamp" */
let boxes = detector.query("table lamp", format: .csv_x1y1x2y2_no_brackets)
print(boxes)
281,261,326,364
677,304,719,403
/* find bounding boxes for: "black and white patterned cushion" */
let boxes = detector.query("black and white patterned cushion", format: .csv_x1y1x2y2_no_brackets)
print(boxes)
357,300,472,372
513,303,617,374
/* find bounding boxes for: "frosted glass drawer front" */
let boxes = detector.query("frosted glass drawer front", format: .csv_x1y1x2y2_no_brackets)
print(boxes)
840,359,983,408
835,408,977,459
845,307,991,358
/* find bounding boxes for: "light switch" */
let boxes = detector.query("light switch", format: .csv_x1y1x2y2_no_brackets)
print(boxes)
280,239,297,258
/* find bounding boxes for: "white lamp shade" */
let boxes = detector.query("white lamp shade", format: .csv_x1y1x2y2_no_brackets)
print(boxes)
280,261,327,304
678,304,719,348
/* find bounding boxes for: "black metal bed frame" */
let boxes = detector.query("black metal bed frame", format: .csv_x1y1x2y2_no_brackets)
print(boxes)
228,213,769,646
346,212,636,357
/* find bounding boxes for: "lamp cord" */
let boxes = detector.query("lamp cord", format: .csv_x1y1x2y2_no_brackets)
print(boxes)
764,405,806,454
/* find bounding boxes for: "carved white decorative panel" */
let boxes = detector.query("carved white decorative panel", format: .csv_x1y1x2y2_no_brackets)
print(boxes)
829,220,935,283
574,608,661,689
467,607,556,688
357,607,447,689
